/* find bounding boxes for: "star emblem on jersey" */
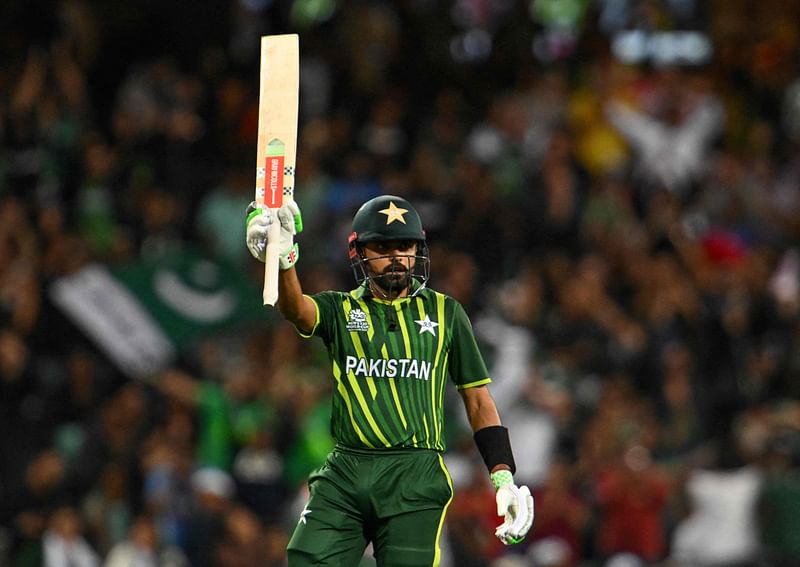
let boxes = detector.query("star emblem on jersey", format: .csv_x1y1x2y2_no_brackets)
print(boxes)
299,505,311,524
414,315,439,336
379,201,408,225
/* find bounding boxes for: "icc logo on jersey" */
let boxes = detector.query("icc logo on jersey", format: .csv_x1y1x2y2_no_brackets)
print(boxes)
346,308,370,332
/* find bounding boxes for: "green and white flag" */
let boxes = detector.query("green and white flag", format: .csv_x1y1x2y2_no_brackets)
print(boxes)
50,247,267,378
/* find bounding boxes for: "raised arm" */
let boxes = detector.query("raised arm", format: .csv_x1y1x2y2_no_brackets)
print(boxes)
277,267,316,334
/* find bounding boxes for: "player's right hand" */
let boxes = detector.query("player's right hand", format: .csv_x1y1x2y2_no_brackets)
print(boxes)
245,200,303,269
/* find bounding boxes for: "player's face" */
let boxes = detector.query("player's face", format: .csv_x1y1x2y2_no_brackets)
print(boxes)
362,240,417,295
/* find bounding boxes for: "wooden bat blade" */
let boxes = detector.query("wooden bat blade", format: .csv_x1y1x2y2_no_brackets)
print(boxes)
255,34,299,306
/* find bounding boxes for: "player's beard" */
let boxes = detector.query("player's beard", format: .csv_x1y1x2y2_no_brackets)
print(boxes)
371,261,412,297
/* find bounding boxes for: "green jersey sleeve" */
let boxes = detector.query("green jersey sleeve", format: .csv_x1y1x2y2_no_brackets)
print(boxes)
447,300,491,389
296,291,339,341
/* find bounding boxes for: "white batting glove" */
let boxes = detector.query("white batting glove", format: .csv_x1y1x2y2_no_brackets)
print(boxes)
491,470,534,545
245,200,303,269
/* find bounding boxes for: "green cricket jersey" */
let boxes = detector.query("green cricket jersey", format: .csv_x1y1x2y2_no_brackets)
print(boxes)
299,284,491,451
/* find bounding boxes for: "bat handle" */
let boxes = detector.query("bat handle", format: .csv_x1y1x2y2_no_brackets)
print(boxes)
262,219,281,306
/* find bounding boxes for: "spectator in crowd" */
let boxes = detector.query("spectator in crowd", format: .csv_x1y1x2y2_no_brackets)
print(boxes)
670,434,764,566
529,457,589,566
104,514,188,567
42,506,101,567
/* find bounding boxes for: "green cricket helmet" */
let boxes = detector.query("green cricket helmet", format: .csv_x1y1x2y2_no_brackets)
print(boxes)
347,195,430,297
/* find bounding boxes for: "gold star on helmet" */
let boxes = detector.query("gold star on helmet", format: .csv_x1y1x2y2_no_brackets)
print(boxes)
378,201,408,225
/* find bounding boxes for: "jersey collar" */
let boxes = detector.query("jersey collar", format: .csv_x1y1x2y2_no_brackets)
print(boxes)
349,280,424,302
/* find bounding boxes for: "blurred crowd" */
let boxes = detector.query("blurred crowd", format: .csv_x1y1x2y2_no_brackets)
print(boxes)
2,1,800,566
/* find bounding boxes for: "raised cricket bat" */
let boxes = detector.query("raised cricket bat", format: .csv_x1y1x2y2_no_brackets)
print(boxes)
255,34,299,306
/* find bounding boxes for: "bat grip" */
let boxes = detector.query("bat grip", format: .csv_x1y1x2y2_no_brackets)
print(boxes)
262,219,281,306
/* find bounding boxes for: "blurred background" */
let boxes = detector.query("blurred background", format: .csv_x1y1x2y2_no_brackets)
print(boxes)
2,0,800,566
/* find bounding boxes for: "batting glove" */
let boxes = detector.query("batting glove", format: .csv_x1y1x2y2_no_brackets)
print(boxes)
491,470,534,545
245,200,303,270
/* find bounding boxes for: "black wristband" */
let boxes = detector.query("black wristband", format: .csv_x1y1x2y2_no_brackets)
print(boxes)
473,425,516,474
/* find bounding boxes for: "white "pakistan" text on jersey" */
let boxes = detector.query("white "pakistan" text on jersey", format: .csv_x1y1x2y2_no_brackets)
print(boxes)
344,355,431,381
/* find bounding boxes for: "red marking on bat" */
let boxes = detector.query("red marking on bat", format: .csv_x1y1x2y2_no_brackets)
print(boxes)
266,156,284,208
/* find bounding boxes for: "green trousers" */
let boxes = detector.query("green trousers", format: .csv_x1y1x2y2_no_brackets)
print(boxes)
287,446,454,566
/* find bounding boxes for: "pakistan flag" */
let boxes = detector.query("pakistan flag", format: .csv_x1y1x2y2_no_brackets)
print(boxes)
50,247,267,378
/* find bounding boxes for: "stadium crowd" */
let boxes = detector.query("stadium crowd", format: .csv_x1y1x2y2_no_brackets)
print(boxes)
2,1,800,566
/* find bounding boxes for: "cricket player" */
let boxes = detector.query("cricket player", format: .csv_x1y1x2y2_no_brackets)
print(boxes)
246,194,533,566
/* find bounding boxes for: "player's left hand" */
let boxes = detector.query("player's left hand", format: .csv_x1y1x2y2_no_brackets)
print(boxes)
491,470,534,545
